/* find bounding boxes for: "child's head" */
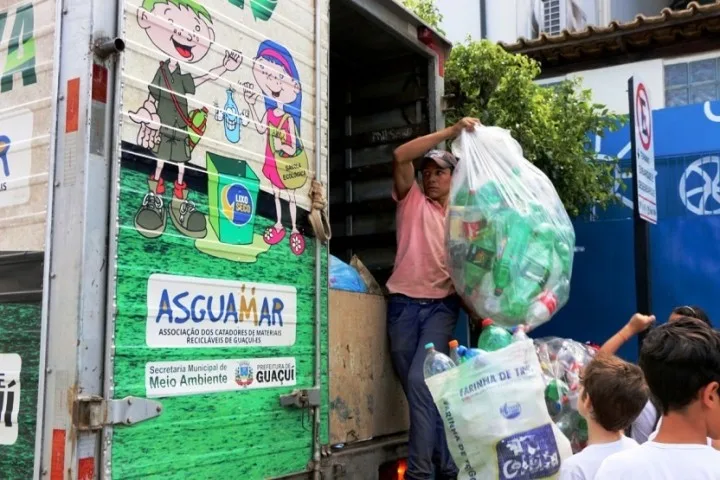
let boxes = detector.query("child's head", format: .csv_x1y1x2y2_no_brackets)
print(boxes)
252,40,302,132
138,0,215,63
578,352,649,432
640,316,720,438
670,305,711,326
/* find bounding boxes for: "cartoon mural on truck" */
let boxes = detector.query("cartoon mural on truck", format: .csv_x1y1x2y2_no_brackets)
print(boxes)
113,0,328,477
229,0,280,22
129,0,242,239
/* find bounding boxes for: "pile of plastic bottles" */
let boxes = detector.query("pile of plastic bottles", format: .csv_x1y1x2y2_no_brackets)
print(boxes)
423,319,528,378
534,337,598,453
447,180,575,330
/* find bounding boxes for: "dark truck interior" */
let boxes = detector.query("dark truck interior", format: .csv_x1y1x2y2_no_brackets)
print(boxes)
328,0,434,287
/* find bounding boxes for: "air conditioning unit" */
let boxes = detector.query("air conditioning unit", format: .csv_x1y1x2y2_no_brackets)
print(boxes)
530,0,588,37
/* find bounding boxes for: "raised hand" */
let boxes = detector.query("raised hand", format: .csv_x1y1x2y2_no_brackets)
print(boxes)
243,82,258,106
223,50,243,72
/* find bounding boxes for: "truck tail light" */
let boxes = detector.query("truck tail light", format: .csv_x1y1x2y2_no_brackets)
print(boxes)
379,459,407,480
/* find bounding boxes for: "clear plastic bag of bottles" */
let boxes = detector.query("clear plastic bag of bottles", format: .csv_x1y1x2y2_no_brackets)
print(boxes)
534,337,598,453
447,126,576,329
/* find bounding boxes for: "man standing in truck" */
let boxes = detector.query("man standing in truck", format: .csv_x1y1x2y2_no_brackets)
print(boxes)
387,117,480,480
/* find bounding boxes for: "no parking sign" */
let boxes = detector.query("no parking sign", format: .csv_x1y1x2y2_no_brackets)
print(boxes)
630,77,658,224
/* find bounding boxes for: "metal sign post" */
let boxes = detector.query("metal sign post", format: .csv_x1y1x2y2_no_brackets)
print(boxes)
628,76,658,347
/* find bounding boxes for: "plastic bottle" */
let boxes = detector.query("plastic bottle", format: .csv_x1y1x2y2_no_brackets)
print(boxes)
477,318,513,352
492,210,533,295
545,378,570,420
463,347,491,367
512,325,530,342
224,88,241,144
525,291,559,326
475,181,505,213
499,223,557,323
423,343,456,379
448,340,462,366
464,229,496,297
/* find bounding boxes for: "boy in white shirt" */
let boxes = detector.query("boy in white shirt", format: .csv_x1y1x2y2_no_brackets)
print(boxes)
595,317,720,480
558,353,648,480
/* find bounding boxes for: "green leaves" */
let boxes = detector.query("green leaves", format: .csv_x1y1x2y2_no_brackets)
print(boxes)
401,0,446,35
445,40,625,217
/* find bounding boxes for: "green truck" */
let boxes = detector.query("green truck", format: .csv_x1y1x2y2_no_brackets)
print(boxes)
0,0,450,477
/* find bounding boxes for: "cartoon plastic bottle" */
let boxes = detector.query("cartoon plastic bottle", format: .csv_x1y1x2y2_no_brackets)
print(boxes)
224,88,241,144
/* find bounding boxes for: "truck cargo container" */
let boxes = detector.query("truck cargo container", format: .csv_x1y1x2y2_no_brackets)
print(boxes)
0,0,450,477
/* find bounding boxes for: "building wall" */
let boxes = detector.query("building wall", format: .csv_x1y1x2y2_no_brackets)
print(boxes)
540,59,665,114
610,0,669,22
437,0,670,44
539,50,720,115
437,0,481,43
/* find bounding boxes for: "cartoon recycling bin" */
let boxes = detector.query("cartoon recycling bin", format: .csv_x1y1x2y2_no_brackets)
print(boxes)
207,152,260,245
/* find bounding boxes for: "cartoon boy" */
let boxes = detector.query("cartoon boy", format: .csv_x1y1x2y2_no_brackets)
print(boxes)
130,0,242,239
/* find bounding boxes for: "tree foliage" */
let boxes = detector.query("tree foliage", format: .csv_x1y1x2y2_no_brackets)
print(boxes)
445,40,624,216
400,0,624,216
401,0,445,35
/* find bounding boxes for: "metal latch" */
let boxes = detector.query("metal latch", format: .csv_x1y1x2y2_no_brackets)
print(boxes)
279,388,320,409
74,396,163,431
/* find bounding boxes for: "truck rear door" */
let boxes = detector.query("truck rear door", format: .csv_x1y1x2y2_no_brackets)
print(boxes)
0,0,58,477
106,0,329,478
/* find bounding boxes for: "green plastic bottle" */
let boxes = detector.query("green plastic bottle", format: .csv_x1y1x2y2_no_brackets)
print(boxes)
545,378,569,419
491,210,533,295
463,225,497,295
475,181,505,213
477,318,512,352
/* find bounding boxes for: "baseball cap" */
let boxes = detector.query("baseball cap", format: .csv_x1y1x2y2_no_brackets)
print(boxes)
422,149,457,169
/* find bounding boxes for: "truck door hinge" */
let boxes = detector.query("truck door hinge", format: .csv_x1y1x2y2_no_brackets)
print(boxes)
279,388,321,409
74,396,163,431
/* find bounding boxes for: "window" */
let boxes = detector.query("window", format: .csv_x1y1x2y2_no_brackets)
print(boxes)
665,58,720,107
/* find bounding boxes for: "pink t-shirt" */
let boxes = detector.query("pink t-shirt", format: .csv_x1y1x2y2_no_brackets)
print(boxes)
386,183,454,299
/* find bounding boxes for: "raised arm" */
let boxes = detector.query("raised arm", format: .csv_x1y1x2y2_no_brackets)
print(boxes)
600,313,655,355
392,117,480,201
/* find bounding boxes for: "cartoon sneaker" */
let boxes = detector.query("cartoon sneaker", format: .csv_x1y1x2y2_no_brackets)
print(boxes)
289,232,305,256
169,181,207,239
263,225,286,245
134,192,166,239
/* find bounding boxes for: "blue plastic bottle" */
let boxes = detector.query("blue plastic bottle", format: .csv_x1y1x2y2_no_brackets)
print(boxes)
224,88,241,144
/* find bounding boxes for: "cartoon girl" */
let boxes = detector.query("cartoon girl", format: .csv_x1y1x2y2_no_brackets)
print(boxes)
244,40,308,256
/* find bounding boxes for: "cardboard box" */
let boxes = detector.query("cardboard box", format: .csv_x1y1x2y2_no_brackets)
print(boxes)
329,290,409,445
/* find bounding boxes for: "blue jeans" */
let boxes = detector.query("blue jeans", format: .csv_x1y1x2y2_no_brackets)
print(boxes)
387,294,460,480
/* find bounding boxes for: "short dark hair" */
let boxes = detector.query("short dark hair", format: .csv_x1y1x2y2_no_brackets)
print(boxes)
672,305,711,326
639,316,720,415
581,352,649,432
